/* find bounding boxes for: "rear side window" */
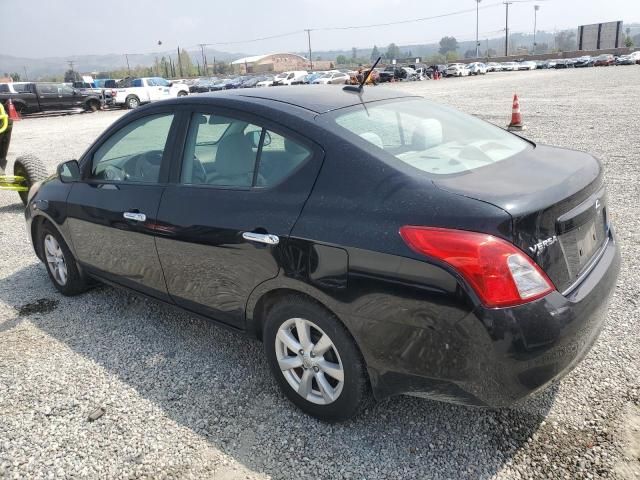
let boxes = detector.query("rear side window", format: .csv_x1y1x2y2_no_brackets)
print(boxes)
181,113,311,188
334,99,528,175
256,130,311,186
132,79,143,87
91,113,174,183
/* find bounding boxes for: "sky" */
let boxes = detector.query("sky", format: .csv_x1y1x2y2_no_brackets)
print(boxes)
3,0,640,58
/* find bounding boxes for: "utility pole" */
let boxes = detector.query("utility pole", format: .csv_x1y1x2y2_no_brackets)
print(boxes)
475,0,482,58
124,54,131,75
533,5,540,53
305,29,313,70
23,66,28,81
504,2,513,57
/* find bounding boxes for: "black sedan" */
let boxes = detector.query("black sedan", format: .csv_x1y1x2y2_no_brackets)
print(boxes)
25,86,620,421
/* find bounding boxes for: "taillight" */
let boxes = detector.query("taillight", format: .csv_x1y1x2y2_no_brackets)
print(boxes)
399,226,555,308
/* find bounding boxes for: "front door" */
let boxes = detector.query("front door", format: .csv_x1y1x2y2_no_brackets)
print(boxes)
66,111,177,301
155,110,323,328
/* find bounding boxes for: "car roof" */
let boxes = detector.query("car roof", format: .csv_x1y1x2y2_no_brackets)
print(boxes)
196,85,419,114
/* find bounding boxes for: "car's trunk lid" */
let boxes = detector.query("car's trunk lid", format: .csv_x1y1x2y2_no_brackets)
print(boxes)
433,144,609,293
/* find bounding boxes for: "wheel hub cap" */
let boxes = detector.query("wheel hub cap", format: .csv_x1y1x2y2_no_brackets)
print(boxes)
44,234,67,286
275,318,344,405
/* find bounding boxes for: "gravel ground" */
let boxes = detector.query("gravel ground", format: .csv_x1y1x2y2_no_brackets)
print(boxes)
1,67,639,479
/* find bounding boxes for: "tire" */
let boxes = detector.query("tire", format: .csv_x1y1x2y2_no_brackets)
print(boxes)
38,222,88,296
13,154,48,205
125,95,140,109
177,91,188,97
86,100,100,112
263,296,371,422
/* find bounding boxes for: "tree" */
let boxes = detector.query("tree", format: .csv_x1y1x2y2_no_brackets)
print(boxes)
178,48,194,77
371,45,380,61
464,49,476,59
439,36,459,55
64,69,80,83
445,51,458,62
554,31,576,52
533,43,548,54
336,55,348,65
385,43,401,60
351,47,357,60
624,36,634,48
8,72,20,81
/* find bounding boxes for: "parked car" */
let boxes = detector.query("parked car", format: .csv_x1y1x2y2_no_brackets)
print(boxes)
400,67,421,81
554,59,575,69
615,55,636,66
256,76,275,87
312,72,350,85
501,62,519,71
486,62,503,72
574,56,594,68
542,59,558,69
518,61,537,71
468,62,487,75
593,54,615,66
0,82,104,114
189,78,220,93
378,66,404,82
240,76,270,88
303,72,326,84
112,77,189,109
445,63,470,77
272,71,308,86
28,86,620,422
630,51,640,64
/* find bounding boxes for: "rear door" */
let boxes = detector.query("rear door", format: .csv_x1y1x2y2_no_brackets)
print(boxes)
66,109,178,300
155,108,324,328
35,83,61,110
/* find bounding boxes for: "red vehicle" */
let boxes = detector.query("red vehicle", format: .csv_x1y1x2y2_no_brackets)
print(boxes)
593,54,615,66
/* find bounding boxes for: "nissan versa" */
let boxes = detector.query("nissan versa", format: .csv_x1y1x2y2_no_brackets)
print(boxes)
25,86,620,421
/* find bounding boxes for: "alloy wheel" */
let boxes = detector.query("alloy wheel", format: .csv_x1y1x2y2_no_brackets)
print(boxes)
44,234,67,286
275,318,344,405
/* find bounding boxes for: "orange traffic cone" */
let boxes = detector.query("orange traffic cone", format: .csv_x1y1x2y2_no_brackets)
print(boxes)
7,98,21,121
507,94,525,131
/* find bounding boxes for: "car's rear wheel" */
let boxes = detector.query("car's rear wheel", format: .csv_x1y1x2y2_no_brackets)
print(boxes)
264,296,370,422
39,223,88,296
86,100,100,112
125,96,140,109
177,91,188,97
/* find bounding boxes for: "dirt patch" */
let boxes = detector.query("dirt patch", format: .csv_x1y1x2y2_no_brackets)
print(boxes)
18,298,59,316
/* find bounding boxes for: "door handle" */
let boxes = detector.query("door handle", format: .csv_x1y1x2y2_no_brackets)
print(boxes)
123,211,146,222
242,232,279,245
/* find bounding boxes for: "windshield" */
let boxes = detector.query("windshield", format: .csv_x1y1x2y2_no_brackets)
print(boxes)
333,98,529,176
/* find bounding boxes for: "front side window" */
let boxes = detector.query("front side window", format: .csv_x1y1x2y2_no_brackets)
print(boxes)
91,113,174,183
334,99,528,176
181,113,312,188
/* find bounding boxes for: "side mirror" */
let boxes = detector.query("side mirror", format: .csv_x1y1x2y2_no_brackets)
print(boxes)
58,159,80,182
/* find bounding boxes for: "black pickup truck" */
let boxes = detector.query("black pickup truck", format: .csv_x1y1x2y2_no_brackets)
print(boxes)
0,82,104,114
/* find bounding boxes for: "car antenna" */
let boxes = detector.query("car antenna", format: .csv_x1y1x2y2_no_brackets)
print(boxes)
343,56,382,93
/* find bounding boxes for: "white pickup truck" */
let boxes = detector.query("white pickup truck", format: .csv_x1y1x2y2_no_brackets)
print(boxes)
112,77,189,109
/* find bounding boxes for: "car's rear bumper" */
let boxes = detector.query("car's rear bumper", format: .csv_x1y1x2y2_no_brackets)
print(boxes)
364,229,620,407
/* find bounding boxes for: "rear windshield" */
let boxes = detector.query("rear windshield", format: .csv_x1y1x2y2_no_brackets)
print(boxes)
333,98,529,175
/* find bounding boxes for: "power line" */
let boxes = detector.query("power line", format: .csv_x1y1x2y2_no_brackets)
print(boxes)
314,2,503,31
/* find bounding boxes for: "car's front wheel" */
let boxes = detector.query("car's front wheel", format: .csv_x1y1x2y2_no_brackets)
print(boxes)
125,95,140,109
264,296,370,422
39,223,88,296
